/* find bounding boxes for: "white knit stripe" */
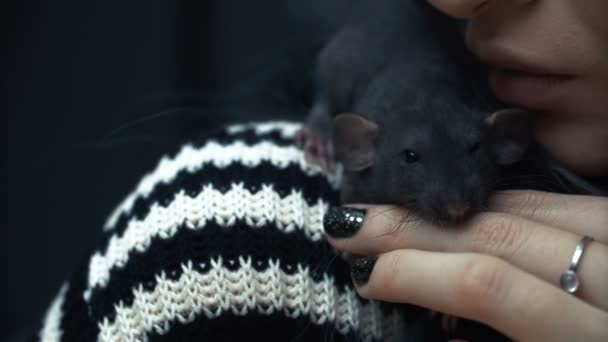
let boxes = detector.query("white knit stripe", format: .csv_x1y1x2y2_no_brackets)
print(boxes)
86,182,330,302
96,257,400,342
226,121,302,138
39,283,69,342
103,138,341,231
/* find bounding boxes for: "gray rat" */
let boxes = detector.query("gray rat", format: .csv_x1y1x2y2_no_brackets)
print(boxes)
296,0,530,225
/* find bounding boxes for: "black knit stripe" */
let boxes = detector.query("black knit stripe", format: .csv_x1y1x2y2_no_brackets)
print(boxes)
93,259,388,341
101,161,340,243
179,120,302,155
145,312,364,342
102,138,339,232
86,178,340,301
88,221,353,322
49,261,99,341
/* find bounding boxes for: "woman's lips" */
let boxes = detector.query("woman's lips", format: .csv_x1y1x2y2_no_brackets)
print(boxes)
489,68,574,109
466,40,576,108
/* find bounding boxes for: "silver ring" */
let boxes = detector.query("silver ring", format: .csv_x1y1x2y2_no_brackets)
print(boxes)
559,236,594,293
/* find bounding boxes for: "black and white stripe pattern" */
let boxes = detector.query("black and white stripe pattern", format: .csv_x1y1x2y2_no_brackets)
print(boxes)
85,182,333,301
96,258,402,342
85,219,355,322
102,125,341,231
35,121,410,342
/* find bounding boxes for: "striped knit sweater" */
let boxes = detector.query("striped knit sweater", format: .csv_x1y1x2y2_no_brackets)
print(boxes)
32,117,608,341
35,121,445,342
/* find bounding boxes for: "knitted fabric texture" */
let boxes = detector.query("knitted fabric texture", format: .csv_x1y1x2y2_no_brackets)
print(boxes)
34,120,601,341
33,121,417,342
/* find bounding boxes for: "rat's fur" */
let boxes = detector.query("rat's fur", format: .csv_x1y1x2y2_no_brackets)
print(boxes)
298,0,530,224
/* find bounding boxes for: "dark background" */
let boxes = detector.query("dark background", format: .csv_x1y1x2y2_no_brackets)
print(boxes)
1,0,351,339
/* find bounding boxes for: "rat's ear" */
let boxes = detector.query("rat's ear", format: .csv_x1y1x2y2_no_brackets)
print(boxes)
333,113,379,171
485,108,531,165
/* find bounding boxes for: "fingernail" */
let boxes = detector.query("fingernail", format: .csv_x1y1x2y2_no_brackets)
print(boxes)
323,206,367,238
350,256,378,286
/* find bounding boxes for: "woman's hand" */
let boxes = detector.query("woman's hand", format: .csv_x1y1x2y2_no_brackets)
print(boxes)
323,190,608,341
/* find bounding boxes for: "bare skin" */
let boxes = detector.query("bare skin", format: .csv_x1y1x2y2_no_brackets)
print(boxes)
327,191,608,341
326,1,608,341
431,0,608,176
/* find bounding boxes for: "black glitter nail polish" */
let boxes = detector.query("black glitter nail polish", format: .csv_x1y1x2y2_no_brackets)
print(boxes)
351,256,378,286
323,206,367,238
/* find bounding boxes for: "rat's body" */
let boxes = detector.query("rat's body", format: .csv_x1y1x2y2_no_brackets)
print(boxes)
297,0,529,224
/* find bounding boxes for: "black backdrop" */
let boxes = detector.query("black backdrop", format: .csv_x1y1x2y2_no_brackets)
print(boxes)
1,0,351,338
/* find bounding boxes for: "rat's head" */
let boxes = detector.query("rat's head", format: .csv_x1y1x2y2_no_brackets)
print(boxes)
333,109,530,225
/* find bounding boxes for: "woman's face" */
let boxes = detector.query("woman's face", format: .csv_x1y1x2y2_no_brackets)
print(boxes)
429,0,608,119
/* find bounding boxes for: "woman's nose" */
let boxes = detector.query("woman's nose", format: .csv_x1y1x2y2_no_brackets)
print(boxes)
427,0,534,18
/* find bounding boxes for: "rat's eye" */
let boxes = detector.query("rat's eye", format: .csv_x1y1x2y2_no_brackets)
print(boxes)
401,149,419,163
468,141,480,154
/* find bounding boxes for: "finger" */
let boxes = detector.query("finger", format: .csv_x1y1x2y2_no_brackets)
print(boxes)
460,213,608,310
355,250,608,342
326,206,608,309
488,190,608,243
325,205,451,254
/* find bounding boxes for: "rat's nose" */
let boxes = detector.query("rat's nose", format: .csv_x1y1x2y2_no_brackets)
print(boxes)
447,205,470,223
